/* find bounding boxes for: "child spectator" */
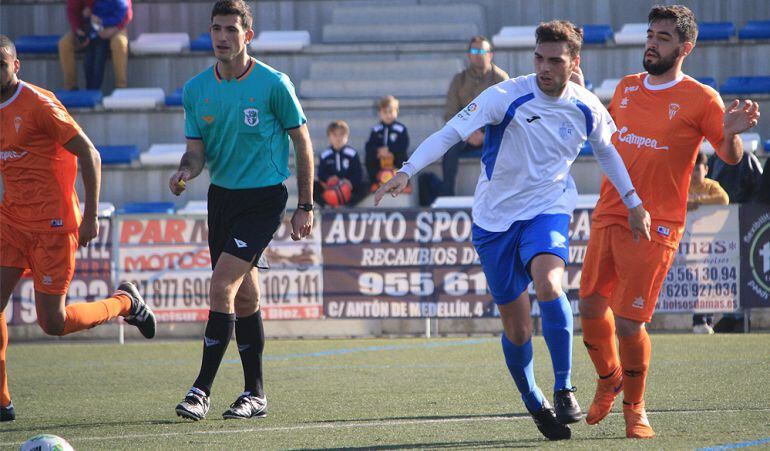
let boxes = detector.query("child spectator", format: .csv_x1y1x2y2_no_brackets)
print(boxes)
688,151,729,334
365,95,410,191
314,120,367,208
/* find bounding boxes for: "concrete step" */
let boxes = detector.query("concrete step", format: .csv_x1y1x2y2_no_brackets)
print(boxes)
308,59,463,80
329,4,484,27
300,78,451,99
323,23,480,43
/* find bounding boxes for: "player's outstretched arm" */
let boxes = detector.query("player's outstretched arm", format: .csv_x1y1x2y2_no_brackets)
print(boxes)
288,124,314,241
718,99,761,165
64,131,101,247
169,139,205,196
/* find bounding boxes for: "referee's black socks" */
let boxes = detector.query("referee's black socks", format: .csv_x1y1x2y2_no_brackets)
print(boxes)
235,311,266,398
193,310,236,396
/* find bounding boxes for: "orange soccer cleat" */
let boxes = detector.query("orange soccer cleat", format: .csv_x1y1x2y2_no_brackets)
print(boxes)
586,367,622,425
623,401,655,439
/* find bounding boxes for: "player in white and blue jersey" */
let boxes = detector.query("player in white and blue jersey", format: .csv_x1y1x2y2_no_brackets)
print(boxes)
375,21,651,441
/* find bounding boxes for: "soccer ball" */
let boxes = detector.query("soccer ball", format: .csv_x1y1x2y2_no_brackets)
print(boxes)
20,434,75,451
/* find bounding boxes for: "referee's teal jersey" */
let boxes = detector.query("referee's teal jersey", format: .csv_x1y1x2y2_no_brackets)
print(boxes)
183,58,306,189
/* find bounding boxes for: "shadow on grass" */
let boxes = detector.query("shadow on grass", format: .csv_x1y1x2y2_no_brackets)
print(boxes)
0,418,178,434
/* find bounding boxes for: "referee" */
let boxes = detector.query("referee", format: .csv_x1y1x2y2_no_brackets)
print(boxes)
169,0,313,421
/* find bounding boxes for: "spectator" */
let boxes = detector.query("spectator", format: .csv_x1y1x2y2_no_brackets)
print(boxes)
707,148,763,203
444,36,509,122
314,121,368,208
687,151,729,334
365,95,409,191
58,0,132,91
441,37,507,197
442,127,485,196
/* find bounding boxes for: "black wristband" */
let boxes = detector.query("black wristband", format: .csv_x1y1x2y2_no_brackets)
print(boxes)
297,203,314,212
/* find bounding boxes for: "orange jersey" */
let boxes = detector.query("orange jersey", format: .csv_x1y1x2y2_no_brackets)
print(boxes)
0,81,82,233
592,73,725,248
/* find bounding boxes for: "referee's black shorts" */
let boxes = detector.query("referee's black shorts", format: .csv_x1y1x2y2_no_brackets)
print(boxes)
207,183,287,269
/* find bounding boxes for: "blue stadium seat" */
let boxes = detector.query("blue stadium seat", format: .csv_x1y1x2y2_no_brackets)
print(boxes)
582,24,613,44
119,202,176,214
584,79,594,91
15,35,60,54
190,33,212,51
738,20,770,40
165,88,183,106
54,90,103,108
720,76,770,95
579,142,593,156
96,145,140,165
765,139,770,154
698,22,735,41
695,77,718,90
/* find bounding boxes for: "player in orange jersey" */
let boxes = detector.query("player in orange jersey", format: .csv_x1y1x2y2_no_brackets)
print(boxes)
577,6,760,439
0,35,157,422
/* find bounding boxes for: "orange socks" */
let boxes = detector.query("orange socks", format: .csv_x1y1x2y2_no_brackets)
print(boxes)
61,294,132,335
618,328,651,405
0,312,10,407
581,308,620,378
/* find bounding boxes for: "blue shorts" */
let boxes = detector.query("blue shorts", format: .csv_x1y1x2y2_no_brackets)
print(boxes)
472,214,570,305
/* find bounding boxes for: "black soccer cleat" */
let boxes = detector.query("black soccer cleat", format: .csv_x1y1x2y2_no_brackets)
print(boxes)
222,393,268,419
528,399,572,440
176,389,210,421
117,282,156,339
0,403,15,422
554,387,584,424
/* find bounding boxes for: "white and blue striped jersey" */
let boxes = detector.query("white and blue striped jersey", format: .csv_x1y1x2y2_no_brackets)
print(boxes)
447,74,616,232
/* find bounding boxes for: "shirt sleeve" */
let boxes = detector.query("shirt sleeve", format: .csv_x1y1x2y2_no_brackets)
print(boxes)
36,95,81,146
699,89,726,150
587,102,618,150
270,74,306,130
182,84,201,140
446,83,507,141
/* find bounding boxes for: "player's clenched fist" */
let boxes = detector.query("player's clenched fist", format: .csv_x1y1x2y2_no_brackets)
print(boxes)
169,170,190,196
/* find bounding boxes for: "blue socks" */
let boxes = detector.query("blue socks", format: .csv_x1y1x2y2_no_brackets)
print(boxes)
501,334,544,412
538,293,573,391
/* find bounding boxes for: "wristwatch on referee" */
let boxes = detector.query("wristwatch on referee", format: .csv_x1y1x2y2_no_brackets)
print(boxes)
297,203,314,212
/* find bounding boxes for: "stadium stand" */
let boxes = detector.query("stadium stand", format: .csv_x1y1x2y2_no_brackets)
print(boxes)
492,26,537,48
96,145,140,165
299,59,462,99
140,143,186,166
738,20,770,40
119,201,176,214
178,200,208,214
699,132,762,155
719,76,770,95
321,4,484,43
249,31,310,53
582,24,614,44
593,78,621,101
79,202,116,217
14,35,60,54
54,90,103,109
165,88,183,107
613,23,648,44
103,88,166,109
129,33,190,55
698,22,736,41
190,33,213,52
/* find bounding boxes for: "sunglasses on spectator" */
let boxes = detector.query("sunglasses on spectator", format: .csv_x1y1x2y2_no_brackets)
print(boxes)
468,48,490,55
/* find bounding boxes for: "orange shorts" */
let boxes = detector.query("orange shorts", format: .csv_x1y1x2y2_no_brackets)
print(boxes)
579,224,676,323
0,221,78,295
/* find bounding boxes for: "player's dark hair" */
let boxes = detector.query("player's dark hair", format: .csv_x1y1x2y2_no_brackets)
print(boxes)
0,35,17,59
211,0,253,30
648,5,698,43
535,20,583,58
327,120,350,135
468,35,493,52
695,151,708,166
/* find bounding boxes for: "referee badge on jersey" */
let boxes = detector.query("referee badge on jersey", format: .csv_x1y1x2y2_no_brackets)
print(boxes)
243,108,259,127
